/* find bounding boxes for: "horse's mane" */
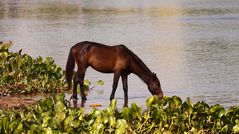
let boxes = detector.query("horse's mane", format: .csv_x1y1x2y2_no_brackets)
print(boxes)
123,46,153,76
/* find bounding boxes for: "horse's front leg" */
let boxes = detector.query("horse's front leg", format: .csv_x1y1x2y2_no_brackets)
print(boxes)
110,72,120,101
121,75,128,107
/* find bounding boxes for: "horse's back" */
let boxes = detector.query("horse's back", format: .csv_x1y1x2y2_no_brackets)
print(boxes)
73,41,128,50
71,41,133,72
71,41,91,54
83,42,118,73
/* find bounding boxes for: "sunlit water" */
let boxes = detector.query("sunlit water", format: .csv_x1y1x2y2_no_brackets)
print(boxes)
1,0,239,109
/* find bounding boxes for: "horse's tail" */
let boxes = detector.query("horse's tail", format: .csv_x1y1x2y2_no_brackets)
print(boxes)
65,48,75,90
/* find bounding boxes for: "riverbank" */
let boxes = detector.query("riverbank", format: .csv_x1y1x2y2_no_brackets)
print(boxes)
0,95,35,108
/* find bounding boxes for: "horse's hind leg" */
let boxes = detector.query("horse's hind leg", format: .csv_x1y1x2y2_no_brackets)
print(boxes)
76,69,87,107
72,74,78,108
70,72,78,100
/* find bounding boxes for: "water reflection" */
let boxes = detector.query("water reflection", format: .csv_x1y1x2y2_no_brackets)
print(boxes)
1,0,239,108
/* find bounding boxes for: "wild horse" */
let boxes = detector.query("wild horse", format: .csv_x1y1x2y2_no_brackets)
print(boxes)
66,41,163,107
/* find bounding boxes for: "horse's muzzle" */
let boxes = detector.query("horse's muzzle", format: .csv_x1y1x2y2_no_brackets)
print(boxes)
151,90,163,100
157,92,163,100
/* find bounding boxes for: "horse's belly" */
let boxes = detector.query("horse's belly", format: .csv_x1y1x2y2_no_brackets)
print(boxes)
90,64,114,73
88,50,128,73
89,59,115,73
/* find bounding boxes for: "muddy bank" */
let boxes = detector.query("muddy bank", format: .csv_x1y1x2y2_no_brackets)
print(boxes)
0,93,104,109
0,95,36,108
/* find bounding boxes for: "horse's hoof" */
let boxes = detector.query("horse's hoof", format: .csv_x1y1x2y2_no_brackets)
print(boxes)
124,105,128,108
70,94,78,100
81,100,86,107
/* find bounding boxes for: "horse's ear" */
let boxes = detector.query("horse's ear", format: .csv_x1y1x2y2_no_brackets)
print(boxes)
152,73,157,79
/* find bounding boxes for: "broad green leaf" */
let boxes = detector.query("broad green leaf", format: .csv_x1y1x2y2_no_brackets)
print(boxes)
102,116,108,124
13,122,23,134
71,121,80,128
45,57,54,65
0,67,3,74
44,127,53,134
121,107,130,121
9,119,19,132
109,116,116,127
55,93,65,102
45,98,54,108
35,102,43,113
233,125,239,133
0,52,8,59
93,110,101,117
84,79,91,86
37,56,43,63
93,123,103,134
169,96,182,109
131,103,141,113
2,116,10,133
159,96,170,107
182,98,193,115
29,124,40,133
210,104,225,118
0,119,2,132
55,112,66,124
130,103,142,121
189,127,198,134
109,99,117,112
115,119,127,134
42,116,51,128
146,95,158,109
64,116,74,128
220,125,228,133
55,101,66,113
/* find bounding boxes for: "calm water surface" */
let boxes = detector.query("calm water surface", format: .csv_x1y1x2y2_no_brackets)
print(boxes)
1,0,239,108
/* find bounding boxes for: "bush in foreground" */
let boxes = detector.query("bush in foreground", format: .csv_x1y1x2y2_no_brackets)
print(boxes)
1,94,239,133
0,42,66,95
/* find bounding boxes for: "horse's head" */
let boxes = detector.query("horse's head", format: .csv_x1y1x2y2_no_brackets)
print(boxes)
147,73,163,100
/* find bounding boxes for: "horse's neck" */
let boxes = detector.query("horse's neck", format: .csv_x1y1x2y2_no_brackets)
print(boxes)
131,59,152,84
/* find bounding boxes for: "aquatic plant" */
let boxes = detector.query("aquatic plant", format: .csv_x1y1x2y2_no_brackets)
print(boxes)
1,95,239,133
0,42,66,95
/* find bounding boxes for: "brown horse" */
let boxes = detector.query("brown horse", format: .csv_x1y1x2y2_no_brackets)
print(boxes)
65,41,163,107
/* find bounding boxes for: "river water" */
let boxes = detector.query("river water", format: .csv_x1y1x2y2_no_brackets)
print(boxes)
1,0,239,108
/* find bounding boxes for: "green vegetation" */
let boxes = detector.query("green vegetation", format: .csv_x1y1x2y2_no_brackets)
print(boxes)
1,95,239,133
0,42,65,95
1,42,239,133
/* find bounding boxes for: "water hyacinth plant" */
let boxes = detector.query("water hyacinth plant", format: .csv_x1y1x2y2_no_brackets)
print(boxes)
0,42,66,95
1,95,239,133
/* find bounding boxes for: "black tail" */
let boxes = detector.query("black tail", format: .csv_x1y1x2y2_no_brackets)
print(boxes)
65,48,75,90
